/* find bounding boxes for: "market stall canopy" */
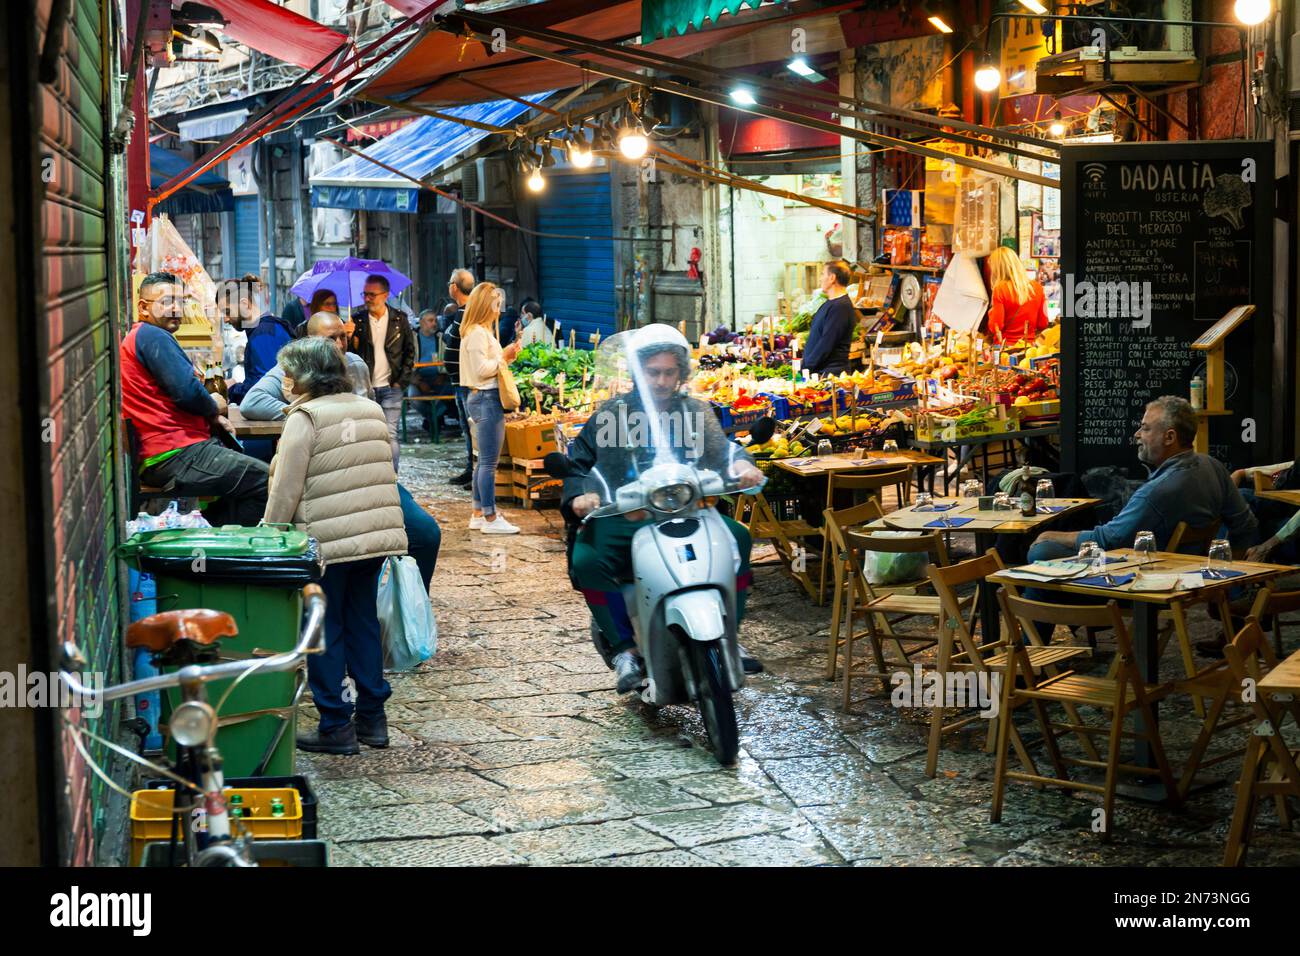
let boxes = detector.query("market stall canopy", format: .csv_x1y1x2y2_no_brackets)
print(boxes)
640,0,762,40
309,95,551,212
207,0,349,70
366,0,806,107
149,144,233,215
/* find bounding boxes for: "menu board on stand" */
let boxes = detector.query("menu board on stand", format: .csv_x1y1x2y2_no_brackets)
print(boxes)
1059,142,1275,477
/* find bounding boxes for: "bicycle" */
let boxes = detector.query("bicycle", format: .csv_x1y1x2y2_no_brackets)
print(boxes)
60,583,326,866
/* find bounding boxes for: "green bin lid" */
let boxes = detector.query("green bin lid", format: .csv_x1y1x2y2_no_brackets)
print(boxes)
123,525,311,559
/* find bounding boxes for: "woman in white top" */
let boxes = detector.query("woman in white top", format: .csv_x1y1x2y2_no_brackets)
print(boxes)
459,281,522,533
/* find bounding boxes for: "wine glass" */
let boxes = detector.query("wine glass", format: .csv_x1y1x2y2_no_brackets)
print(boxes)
816,439,833,459
960,479,982,499
1205,538,1232,576
1035,478,1054,502
1132,530,1157,565
914,491,934,512
992,491,1012,511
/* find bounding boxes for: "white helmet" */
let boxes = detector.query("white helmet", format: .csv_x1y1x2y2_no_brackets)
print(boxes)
631,323,692,381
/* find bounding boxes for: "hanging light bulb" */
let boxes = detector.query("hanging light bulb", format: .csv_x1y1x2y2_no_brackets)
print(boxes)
1049,110,1066,138
974,52,1001,93
618,120,649,160
1233,0,1270,25
569,132,594,169
527,166,545,193
1017,0,1047,14
730,87,757,106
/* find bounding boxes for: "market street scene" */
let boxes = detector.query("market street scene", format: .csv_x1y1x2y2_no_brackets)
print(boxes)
4,0,1300,891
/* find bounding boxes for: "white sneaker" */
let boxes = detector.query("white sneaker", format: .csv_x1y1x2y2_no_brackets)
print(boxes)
468,514,485,530
481,515,520,535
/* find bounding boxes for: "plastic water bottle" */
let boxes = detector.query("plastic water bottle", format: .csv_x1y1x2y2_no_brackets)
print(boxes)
183,509,209,529
162,501,182,529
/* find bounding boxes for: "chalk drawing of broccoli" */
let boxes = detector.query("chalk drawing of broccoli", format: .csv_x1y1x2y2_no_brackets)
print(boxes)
1203,173,1251,230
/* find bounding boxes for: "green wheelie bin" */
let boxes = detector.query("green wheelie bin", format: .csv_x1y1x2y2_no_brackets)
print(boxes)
120,526,323,777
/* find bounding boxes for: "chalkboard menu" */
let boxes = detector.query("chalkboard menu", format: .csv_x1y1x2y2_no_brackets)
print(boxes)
1060,142,1274,478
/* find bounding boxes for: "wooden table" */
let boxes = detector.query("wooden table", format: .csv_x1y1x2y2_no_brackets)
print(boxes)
874,497,1099,644
990,550,1292,788
773,449,943,478
228,406,285,439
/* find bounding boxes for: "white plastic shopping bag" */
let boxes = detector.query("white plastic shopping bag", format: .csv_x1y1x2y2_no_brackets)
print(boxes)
377,556,437,671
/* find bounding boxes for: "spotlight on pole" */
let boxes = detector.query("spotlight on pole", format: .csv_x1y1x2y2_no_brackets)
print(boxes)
1234,0,1271,25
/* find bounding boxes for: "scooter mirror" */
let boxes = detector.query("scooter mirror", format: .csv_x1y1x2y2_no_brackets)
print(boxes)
543,452,576,478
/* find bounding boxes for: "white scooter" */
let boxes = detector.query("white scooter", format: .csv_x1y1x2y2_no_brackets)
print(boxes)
546,418,774,766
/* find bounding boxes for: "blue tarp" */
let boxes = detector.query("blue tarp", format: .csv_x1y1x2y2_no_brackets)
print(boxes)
150,144,234,216
309,95,552,214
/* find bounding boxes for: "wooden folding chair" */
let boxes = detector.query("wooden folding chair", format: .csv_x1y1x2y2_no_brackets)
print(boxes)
1251,586,1300,659
922,555,1093,778
817,467,911,603
741,491,821,601
1174,591,1289,800
821,498,885,680
1222,618,1300,866
1166,520,1220,555
838,526,961,712
991,591,1179,838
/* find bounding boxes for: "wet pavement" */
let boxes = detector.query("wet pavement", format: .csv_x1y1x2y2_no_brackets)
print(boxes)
296,432,1300,866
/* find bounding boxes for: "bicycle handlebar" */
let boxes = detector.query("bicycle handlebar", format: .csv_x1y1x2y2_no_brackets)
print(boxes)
59,584,327,705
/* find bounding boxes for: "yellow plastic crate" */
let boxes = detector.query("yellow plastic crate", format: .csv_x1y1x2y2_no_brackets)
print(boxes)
130,786,303,865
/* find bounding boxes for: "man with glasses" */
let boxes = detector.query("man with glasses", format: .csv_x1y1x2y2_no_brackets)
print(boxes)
349,274,415,471
240,311,441,590
120,272,269,526
217,273,294,403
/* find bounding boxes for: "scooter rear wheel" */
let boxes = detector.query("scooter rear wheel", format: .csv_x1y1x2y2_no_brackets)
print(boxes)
687,639,739,766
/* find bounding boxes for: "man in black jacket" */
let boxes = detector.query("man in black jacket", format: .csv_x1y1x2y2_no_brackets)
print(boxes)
350,273,416,470
441,268,475,485
801,260,858,376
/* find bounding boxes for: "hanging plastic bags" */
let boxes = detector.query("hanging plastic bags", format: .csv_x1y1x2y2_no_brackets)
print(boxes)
377,556,437,671
861,531,930,586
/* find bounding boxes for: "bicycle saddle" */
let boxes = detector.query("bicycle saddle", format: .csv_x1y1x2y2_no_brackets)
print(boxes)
126,609,238,652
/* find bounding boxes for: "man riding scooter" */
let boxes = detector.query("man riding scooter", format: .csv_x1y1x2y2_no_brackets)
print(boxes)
560,325,766,693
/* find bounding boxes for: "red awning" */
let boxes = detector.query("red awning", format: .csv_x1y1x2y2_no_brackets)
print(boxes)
368,0,846,107
346,116,417,142
209,0,349,71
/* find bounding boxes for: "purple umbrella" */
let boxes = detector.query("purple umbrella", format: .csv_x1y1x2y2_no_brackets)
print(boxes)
290,257,413,310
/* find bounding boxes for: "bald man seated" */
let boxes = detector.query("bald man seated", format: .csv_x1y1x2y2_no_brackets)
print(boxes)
239,311,441,592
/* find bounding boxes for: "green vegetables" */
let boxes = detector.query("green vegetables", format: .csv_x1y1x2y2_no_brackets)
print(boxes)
514,344,596,411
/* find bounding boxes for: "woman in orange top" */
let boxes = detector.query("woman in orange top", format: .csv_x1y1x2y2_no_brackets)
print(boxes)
985,246,1049,346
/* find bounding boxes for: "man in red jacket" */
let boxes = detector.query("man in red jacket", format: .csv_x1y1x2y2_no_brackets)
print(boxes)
121,272,269,526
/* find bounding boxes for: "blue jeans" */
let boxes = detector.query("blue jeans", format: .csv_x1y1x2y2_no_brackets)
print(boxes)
308,556,390,733
465,387,505,516
455,385,473,470
373,385,403,472
398,482,441,591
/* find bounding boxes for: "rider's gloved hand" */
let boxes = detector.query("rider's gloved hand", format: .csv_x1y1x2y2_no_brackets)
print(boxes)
571,493,603,518
732,463,766,493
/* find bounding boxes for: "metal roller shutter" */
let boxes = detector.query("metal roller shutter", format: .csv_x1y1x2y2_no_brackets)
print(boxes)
233,194,260,277
37,0,123,865
536,173,617,345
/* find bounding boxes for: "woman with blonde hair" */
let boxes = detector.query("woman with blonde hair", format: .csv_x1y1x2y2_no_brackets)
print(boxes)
985,245,1049,346
460,281,522,534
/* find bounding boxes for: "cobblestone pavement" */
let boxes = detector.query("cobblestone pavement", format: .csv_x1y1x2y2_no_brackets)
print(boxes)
297,436,1300,866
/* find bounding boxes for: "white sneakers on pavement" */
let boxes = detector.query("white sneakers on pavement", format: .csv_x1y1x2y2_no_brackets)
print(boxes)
468,514,485,530
480,515,520,535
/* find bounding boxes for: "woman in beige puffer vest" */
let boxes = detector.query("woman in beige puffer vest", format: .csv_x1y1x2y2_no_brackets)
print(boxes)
263,337,406,755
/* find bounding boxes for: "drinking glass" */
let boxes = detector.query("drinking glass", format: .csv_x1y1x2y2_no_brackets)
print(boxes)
1035,478,1054,502
914,491,934,512
1205,538,1232,574
882,439,899,453
1077,541,1103,567
816,439,833,459
1132,531,1157,565
992,491,1012,511
960,479,982,499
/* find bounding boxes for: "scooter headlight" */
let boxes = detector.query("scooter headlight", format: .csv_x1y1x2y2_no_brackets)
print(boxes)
170,701,216,748
648,482,696,514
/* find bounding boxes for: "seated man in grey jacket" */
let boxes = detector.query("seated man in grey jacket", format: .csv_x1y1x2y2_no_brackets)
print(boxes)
241,311,441,591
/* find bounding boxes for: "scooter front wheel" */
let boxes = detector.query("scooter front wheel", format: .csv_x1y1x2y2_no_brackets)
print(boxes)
687,639,740,766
